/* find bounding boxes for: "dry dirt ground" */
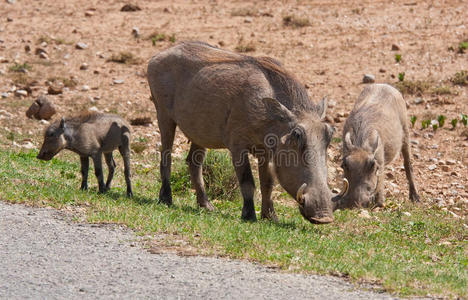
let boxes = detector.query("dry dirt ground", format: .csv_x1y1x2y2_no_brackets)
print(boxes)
0,1,467,216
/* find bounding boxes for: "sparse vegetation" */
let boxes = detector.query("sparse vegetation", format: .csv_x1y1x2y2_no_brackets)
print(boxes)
451,118,458,129
282,15,310,28
9,62,32,73
458,41,468,53
410,116,417,128
450,70,467,86
107,51,141,65
398,72,405,82
461,114,468,126
235,41,256,53
231,6,258,17
437,115,446,128
394,79,431,95
395,54,402,63
431,85,453,95
147,32,175,45
421,119,430,129
47,76,78,88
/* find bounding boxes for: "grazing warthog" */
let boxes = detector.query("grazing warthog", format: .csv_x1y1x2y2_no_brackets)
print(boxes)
37,113,133,197
333,84,419,209
147,41,337,223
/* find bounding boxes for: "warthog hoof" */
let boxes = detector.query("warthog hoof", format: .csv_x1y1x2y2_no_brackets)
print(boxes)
199,201,214,211
158,195,173,206
261,211,278,222
410,192,420,203
241,209,257,222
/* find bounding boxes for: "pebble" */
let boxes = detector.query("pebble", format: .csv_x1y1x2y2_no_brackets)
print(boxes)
75,42,88,49
85,11,94,17
113,79,124,84
379,68,386,73
39,119,49,125
402,212,411,216
81,85,90,91
244,17,253,23
358,210,371,219
441,165,449,172
47,85,63,95
362,74,375,83
450,171,458,177
80,63,88,70
413,153,420,159
428,164,437,171
132,27,140,38
1,92,9,98
88,106,100,112
15,89,28,97
7,0,16,4
391,44,400,51
0,56,8,63
413,97,423,104
410,140,419,145
328,99,336,108
446,159,456,165
39,52,49,59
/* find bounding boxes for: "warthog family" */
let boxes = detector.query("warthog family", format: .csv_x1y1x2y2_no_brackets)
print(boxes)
37,113,133,197
333,84,420,209
147,41,336,223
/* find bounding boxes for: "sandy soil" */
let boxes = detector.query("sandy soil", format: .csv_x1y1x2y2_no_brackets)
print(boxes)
0,0,466,216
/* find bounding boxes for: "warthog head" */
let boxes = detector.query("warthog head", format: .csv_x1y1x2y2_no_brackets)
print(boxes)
333,130,381,209
263,97,336,224
37,118,67,161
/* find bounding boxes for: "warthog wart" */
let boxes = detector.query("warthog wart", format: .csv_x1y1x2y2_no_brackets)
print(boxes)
37,113,133,197
333,84,420,209
147,41,337,223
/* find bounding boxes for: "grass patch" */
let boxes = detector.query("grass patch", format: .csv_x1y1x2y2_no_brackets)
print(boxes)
147,32,176,46
47,76,78,88
393,80,431,95
282,15,310,28
0,148,466,298
450,70,468,86
107,51,141,65
9,62,32,73
431,85,454,95
235,41,256,53
231,6,258,17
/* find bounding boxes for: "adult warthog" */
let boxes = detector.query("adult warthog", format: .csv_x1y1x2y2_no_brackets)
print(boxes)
147,41,336,223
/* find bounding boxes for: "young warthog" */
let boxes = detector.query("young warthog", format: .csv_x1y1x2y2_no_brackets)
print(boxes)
148,41,337,223
37,113,133,197
333,84,419,209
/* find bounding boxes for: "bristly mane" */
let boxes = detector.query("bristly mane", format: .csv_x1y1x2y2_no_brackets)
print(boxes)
180,41,316,115
64,112,103,126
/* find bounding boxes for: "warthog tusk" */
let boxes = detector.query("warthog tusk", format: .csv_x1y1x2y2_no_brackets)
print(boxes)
296,183,307,205
338,178,349,197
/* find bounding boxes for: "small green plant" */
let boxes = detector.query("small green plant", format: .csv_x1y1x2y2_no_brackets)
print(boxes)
394,79,431,95
398,72,405,81
450,70,467,86
410,116,417,128
107,51,140,64
6,132,15,141
203,150,239,201
451,118,458,129
9,62,32,73
461,114,468,126
235,42,256,53
437,115,446,128
150,33,166,46
431,121,438,131
395,54,402,63
421,119,430,129
169,34,176,43
458,41,468,53
282,15,310,28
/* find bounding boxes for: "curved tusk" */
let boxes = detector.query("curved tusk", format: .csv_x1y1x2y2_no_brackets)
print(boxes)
338,178,349,197
296,183,307,205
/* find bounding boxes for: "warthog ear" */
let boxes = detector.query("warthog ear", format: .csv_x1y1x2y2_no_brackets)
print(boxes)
261,97,295,122
367,130,381,156
59,117,65,129
316,96,328,120
281,126,306,150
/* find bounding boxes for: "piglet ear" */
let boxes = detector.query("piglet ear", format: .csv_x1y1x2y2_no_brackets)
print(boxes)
316,96,328,120
59,117,65,129
344,131,355,151
368,130,381,156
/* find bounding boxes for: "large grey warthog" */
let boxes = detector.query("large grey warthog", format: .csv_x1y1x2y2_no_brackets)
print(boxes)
333,84,420,209
147,41,337,224
37,113,133,197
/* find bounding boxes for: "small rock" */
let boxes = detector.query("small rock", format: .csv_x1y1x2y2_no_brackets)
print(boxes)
26,95,56,120
113,79,124,85
450,171,458,177
120,4,141,12
413,97,423,104
358,210,371,219
7,17,13,22
88,106,100,112
391,44,400,51
24,45,31,52
75,42,88,49
132,27,140,38
0,56,8,63
386,172,394,180
47,85,63,95
328,99,336,108
85,11,94,17
35,47,47,55
15,89,28,97
362,74,375,83
379,68,386,73
39,52,49,59
446,159,456,165
81,85,90,91
244,17,253,23
402,212,411,216
410,140,419,145
0,109,13,118
6,0,16,4
428,164,437,171
333,116,342,123
39,119,49,125
21,141,35,149
413,153,420,159
1,92,9,98
441,165,449,172
80,63,88,70
63,53,70,60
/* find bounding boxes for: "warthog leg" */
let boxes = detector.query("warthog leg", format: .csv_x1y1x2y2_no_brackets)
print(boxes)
232,149,257,221
119,130,133,197
186,143,214,211
258,155,277,221
80,156,89,190
104,152,116,191
91,152,105,193
402,136,420,202
157,114,176,205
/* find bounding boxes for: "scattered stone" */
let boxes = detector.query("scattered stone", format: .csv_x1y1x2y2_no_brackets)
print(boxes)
410,140,419,145
450,171,458,177
328,99,336,108
39,119,49,125
386,172,394,179
446,159,456,165
26,95,56,120
24,45,31,52
75,42,88,49
362,74,375,83
7,17,13,22
391,44,400,51
39,52,49,59
413,153,420,159
402,212,411,216
428,164,437,171
81,85,90,91
63,53,70,60
80,63,88,70
15,89,28,97
47,84,63,95
113,79,124,84
6,0,16,4
1,92,9,98
85,11,94,17
88,106,100,112
132,27,140,38
0,109,13,119
333,116,342,123
0,56,8,63
441,165,449,172
379,68,386,73
120,4,141,12
413,97,423,104
35,47,47,55
244,17,253,23
358,209,371,219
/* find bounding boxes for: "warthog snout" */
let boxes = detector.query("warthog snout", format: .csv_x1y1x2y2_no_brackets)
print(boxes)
296,183,334,224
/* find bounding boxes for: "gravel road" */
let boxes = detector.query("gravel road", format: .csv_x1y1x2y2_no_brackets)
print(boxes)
0,201,397,299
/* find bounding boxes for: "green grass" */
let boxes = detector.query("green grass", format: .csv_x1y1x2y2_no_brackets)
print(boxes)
0,148,466,298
